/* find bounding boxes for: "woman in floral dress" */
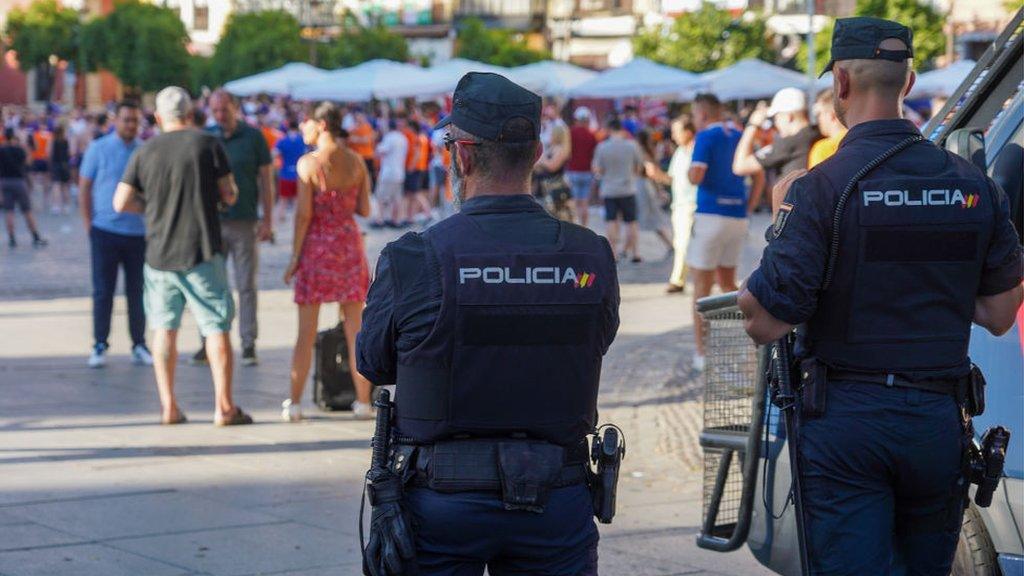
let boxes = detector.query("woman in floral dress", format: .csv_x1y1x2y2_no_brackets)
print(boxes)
283,103,372,421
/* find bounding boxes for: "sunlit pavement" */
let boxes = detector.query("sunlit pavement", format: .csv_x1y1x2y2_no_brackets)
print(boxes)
0,204,773,575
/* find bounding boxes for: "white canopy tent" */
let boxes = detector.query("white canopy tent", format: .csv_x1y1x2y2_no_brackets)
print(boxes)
910,60,976,98
508,61,597,97
291,59,453,101
568,58,699,99
223,63,330,97
427,58,515,92
692,59,813,101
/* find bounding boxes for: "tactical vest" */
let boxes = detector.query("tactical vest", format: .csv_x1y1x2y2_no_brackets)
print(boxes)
392,212,615,446
807,140,996,379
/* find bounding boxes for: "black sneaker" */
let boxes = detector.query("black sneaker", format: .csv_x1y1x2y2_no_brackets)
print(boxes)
32,237,48,248
242,346,258,366
8,237,15,248
190,348,208,366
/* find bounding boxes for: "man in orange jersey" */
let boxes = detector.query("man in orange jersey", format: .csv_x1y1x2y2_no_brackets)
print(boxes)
348,108,378,189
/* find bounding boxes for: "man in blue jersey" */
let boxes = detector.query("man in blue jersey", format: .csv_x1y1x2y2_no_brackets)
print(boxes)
273,119,306,221
686,93,750,372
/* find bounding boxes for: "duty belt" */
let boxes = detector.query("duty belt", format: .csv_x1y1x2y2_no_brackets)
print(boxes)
390,438,589,493
828,369,967,397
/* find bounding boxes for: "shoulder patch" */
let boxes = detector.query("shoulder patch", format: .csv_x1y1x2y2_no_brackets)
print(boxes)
771,202,794,240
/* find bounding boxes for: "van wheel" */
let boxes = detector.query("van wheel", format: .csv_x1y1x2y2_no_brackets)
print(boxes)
951,505,999,576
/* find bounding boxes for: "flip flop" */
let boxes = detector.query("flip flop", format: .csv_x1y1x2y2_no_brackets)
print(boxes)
215,407,254,427
162,411,188,425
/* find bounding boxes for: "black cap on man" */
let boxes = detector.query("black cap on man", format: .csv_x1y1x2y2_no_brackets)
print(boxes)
435,72,541,142
821,16,914,77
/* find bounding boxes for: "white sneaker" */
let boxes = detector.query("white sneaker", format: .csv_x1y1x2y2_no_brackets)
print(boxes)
131,344,154,366
351,400,376,420
281,399,303,422
692,354,706,373
88,344,108,368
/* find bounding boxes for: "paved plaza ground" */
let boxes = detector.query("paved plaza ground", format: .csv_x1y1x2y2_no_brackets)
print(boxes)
0,205,773,576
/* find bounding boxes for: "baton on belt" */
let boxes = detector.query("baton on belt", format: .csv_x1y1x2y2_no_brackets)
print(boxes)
770,335,811,576
360,389,394,576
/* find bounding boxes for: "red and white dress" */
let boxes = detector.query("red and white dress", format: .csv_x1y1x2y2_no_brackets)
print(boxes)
293,162,370,305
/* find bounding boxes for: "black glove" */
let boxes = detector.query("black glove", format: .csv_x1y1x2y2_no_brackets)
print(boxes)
363,470,416,576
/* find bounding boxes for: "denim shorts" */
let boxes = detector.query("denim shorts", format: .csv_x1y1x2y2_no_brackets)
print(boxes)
144,254,235,336
565,171,593,201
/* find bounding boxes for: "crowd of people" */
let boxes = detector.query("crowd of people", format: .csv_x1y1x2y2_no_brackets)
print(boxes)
0,77,902,422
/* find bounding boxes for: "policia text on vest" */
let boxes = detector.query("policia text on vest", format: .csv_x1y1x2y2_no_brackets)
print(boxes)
738,16,1023,576
357,71,624,576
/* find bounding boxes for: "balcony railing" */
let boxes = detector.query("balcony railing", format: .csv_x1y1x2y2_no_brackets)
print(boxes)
454,0,546,19
233,0,338,28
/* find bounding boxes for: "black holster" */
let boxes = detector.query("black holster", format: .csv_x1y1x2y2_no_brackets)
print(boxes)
957,364,1005,509
799,357,828,418
590,426,625,524
969,426,1010,508
966,363,987,417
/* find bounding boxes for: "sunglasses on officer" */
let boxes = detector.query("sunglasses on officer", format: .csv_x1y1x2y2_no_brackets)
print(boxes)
443,132,481,152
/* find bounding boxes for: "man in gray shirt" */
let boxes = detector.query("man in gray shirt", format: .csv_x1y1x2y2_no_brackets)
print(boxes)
592,117,644,262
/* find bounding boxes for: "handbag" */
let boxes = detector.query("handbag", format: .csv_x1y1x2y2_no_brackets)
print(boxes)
540,173,571,204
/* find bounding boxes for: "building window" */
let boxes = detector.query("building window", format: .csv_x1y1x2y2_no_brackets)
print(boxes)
194,4,209,31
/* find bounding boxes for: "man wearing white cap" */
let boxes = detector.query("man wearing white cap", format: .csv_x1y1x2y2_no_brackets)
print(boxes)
113,86,253,427
732,87,820,182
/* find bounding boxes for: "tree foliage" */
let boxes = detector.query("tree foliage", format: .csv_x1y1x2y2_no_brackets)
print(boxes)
189,55,215,94
211,10,305,84
80,0,191,93
633,3,775,73
855,0,945,69
3,0,79,100
794,20,834,76
321,23,410,68
456,18,549,67
3,0,79,70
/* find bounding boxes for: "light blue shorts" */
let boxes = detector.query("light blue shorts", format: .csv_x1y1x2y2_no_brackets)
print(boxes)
565,171,593,201
144,254,235,336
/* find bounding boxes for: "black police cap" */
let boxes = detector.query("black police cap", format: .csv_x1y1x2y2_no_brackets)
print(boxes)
821,17,914,78
434,72,541,142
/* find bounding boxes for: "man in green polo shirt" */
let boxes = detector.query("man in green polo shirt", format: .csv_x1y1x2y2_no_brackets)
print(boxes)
193,90,274,367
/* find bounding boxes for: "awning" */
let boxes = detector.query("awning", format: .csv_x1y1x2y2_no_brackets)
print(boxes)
223,63,330,97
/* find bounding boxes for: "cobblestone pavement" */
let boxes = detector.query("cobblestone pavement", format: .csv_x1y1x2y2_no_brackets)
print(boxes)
0,204,773,576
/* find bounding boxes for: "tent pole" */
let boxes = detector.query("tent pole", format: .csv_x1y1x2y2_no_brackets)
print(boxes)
806,0,817,100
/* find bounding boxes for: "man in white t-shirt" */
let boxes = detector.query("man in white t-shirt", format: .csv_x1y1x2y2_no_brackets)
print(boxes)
373,119,408,227
665,115,698,293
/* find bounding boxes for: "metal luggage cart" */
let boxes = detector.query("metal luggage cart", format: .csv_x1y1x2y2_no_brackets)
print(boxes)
695,292,768,552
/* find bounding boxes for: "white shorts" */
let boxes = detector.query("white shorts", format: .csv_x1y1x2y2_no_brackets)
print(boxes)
375,179,403,203
686,213,749,270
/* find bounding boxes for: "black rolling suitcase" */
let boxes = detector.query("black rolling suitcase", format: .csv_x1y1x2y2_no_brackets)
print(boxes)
313,322,356,411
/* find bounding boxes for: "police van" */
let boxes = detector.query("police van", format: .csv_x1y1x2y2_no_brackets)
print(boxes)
696,11,1023,575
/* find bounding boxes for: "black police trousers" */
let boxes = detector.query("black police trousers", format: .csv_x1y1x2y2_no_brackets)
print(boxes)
403,484,598,575
799,380,969,575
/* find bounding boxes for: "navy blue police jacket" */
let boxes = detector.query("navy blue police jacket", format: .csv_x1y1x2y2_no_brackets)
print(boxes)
746,119,1022,380
357,194,621,447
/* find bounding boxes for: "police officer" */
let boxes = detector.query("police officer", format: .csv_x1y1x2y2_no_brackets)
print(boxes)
357,72,620,575
738,17,1023,575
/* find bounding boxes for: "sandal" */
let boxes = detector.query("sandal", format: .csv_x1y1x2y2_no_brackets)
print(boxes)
162,410,188,425
215,407,254,427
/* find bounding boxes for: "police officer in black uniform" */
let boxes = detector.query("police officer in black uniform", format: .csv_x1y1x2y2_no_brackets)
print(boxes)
738,17,1024,575
357,72,620,576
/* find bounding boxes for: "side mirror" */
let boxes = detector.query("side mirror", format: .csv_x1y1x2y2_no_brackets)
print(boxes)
989,142,1023,236
945,128,987,171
